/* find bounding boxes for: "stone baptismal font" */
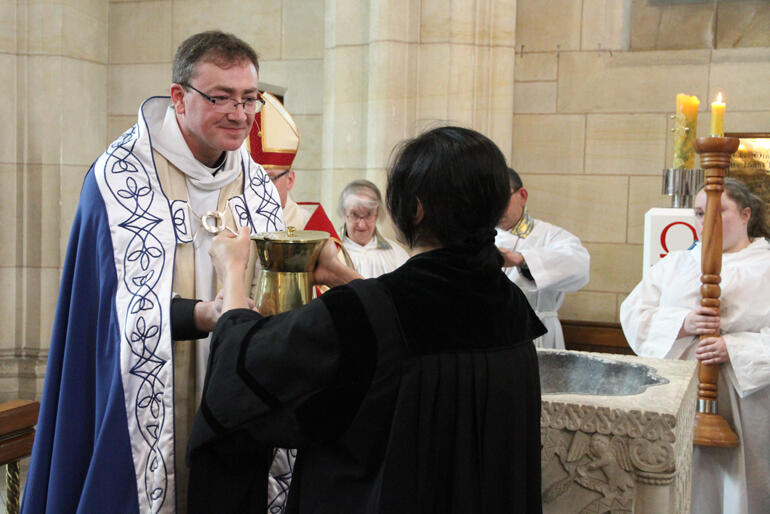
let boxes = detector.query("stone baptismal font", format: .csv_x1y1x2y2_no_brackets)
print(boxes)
538,349,698,514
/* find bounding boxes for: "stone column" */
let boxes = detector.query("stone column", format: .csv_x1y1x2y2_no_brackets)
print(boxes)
322,0,516,234
0,0,108,402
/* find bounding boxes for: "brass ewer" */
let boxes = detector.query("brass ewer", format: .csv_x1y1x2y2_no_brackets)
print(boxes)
250,226,329,316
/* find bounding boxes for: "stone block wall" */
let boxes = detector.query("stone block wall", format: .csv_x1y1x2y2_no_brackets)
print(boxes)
513,0,770,323
1,0,109,402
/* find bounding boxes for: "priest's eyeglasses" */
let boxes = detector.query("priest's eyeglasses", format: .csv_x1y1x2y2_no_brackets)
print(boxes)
269,169,291,182
185,84,265,114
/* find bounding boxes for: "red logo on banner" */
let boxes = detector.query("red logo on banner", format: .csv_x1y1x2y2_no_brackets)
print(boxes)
660,221,698,258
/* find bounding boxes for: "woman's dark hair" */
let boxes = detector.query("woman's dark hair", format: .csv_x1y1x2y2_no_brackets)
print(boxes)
722,178,770,239
386,126,510,269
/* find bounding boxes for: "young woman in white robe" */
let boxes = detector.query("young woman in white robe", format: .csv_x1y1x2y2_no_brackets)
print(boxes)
338,179,409,278
620,178,770,514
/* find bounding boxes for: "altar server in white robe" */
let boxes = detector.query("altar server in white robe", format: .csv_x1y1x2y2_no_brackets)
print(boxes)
339,179,409,278
495,168,590,349
620,178,770,514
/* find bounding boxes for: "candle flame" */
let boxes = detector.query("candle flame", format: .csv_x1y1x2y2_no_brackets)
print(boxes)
716,92,723,103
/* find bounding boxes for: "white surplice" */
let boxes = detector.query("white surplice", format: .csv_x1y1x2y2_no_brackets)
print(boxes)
620,238,770,514
341,230,409,279
495,220,590,349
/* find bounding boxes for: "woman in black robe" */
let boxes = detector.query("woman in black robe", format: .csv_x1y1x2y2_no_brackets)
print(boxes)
188,126,546,513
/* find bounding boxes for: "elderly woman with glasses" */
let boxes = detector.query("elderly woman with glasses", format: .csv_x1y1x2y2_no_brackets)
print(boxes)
338,179,409,278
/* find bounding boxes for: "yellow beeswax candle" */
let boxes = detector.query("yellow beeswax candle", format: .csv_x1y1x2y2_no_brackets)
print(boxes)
711,92,725,137
673,93,700,169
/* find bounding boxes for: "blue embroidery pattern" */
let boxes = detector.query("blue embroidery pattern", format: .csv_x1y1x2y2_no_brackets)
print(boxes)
267,448,296,514
243,160,283,232
170,200,193,244
228,196,251,230
98,122,283,513
104,124,169,512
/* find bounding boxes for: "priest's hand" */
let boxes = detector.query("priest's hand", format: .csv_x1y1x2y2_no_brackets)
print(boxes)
695,336,730,365
499,247,524,268
192,291,256,331
314,239,362,287
209,227,251,311
680,307,720,337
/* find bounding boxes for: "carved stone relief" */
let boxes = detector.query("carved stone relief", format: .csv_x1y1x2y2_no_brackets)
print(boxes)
541,402,684,513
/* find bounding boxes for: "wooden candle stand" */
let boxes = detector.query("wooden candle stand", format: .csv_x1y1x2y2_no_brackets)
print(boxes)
692,136,740,448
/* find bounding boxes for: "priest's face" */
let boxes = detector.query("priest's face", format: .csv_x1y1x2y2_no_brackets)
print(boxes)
267,169,294,208
172,59,259,167
499,186,528,231
693,190,751,253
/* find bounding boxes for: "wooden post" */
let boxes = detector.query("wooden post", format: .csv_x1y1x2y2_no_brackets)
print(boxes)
692,136,740,447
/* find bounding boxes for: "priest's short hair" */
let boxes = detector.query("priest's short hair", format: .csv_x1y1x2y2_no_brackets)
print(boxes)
173,30,260,86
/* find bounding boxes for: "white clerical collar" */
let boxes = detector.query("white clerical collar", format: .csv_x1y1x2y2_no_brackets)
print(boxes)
146,98,241,191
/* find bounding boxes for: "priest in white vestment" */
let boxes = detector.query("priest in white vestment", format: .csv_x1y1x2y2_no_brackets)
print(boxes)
495,168,590,349
22,32,284,514
620,178,770,514
339,180,409,278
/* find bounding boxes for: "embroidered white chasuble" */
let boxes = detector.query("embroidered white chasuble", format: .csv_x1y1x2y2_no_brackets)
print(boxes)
98,97,282,512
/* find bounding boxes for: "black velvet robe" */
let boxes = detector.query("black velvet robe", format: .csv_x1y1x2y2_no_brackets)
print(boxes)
188,248,546,513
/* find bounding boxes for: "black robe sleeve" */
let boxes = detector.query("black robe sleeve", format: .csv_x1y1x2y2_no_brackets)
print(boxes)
187,285,378,512
191,284,378,450
170,297,209,340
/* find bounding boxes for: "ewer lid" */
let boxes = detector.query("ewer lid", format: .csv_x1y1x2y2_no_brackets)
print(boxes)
251,226,329,243
251,226,329,272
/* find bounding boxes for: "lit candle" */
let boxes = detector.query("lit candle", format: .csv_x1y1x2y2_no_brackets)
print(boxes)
673,93,699,169
711,92,725,137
